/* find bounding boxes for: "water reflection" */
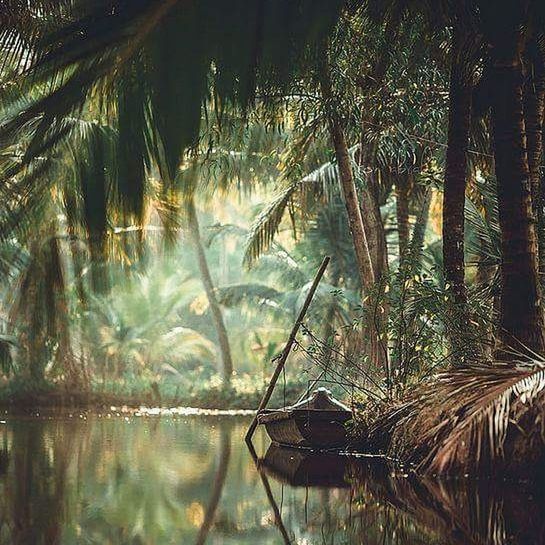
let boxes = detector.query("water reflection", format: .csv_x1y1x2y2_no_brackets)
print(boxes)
0,414,542,544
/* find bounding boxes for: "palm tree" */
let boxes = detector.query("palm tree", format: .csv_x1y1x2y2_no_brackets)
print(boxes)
172,120,285,384
479,0,545,354
186,198,234,384
523,33,545,284
442,5,478,337
318,47,376,293
90,271,217,380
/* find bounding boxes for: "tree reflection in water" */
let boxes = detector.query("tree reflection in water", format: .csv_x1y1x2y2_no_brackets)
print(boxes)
195,427,231,545
0,415,542,545
348,459,545,545
259,449,545,545
3,419,84,545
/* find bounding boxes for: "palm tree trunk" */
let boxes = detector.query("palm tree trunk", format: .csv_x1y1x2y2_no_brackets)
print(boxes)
443,27,472,318
523,36,545,289
539,123,545,286
490,32,545,355
187,199,234,383
442,26,474,364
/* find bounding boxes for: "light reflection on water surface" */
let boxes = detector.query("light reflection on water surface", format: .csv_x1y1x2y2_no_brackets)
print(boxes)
0,413,542,545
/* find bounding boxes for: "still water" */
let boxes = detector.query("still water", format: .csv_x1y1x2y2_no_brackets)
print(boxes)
0,412,543,545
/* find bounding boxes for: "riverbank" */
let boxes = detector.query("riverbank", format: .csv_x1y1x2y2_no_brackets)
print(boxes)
0,374,304,412
349,362,545,478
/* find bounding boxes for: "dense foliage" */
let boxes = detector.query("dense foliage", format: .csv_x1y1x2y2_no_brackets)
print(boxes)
0,0,545,472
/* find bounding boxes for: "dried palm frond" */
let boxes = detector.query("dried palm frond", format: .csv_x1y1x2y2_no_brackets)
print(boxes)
375,359,545,474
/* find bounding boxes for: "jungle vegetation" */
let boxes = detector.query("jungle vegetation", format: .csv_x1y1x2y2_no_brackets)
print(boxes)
0,0,545,473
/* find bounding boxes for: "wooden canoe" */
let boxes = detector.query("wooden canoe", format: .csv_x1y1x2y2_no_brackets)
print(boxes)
257,387,352,450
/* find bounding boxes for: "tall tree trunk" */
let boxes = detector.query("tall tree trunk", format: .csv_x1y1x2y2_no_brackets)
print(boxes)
443,28,472,316
319,79,375,290
357,30,392,286
318,56,390,383
358,148,389,282
187,199,234,383
490,31,545,355
355,23,398,378
539,121,545,285
359,142,390,373
443,25,473,364
523,35,545,289
540,115,545,285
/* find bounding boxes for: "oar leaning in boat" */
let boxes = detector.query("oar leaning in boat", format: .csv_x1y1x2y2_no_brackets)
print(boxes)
245,256,331,443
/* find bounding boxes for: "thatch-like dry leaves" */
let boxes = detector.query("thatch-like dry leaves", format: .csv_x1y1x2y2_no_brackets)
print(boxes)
365,360,545,474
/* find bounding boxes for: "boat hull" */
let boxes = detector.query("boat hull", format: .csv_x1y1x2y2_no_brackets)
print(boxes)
258,409,352,449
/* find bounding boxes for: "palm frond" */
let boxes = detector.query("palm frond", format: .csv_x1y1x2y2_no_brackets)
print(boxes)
243,182,300,266
243,146,358,265
216,283,281,308
0,0,345,189
465,176,501,267
251,251,308,288
203,223,248,248
160,326,216,365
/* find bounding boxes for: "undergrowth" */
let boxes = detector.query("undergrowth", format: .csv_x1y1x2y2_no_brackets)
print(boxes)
0,372,305,410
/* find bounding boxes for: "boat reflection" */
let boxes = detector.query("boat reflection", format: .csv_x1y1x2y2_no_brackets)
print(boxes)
252,441,545,545
259,443,351,488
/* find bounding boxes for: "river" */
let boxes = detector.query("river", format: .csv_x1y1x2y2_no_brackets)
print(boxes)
0,411,542,544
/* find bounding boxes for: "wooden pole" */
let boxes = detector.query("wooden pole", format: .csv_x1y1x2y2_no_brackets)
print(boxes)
245,256,330,443
246,441,293,544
